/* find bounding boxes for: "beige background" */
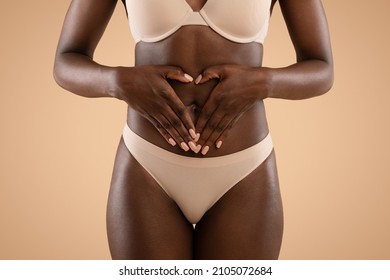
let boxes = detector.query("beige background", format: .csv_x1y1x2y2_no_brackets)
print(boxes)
1,0,389,259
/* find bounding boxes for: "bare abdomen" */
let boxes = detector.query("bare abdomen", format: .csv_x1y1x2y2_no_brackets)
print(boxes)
128,26,270,157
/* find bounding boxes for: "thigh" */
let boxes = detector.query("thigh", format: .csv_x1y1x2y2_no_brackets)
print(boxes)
193,151,283,260
107,138,194,260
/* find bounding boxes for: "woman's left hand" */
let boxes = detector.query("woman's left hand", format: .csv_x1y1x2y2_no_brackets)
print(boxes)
195,64,271,155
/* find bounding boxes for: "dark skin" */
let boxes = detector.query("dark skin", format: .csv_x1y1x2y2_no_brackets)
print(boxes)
54,0,333,259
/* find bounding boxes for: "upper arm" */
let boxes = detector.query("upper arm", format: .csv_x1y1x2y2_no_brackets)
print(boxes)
55,0,118,58
277,0,333,64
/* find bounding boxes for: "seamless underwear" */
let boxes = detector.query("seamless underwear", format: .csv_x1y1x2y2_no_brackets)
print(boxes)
123,0,272,43
122,124,274,224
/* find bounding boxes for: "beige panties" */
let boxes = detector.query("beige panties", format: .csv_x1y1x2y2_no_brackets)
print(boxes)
122,124,273,224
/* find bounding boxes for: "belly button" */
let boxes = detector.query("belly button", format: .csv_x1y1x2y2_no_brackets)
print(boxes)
188,103,200,113
187,103,201,122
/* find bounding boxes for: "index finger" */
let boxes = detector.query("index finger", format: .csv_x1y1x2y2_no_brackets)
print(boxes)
159,83,199,146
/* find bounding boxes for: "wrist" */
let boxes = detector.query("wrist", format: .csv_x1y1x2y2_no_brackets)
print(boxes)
106,66,131,101
253,67,274,100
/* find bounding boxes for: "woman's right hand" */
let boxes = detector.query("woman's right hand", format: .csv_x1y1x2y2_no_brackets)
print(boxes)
110,65,199,152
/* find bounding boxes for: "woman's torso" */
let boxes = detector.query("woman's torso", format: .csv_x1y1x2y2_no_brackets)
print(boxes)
126,1,271,157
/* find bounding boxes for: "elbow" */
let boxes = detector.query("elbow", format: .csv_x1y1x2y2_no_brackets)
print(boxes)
52,56,68,91
52,65,62,88
53,57,62,87
313,58,334,97
297,51,334,97
321,61,334,95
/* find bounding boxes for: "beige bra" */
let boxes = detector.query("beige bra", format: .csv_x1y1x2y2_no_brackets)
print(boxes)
123,0,272,44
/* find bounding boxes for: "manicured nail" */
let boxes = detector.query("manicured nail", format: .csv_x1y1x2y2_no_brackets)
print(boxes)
194,133,200,142
168,138,176,146
216,140,223,149
188,141,198,152
189,129,197,139
195,144,202,153
201,146,209,155
184,73,193,82
195,74,202,84
181,142,190,151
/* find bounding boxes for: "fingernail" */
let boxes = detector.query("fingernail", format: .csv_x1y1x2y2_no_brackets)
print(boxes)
201,146,209,155
181,142,190,151
184,73,193,82
188,141,197,152
195,133,200,142
168,138,176,146
189,142,202,154
189,129,197,139
216,140,223,149
195,74,202,84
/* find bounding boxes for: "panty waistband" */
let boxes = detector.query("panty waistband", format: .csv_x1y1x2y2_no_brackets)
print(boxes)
123,123,273,168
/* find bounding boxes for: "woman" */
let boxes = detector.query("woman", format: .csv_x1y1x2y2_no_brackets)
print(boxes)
54,0,333,259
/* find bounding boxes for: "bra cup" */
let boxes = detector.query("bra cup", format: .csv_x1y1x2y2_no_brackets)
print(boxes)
126,0,272,43
201,0,272,43
126,0,189,42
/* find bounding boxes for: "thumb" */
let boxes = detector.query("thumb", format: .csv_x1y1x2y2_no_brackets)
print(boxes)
164,67,194,83
195,66,223,84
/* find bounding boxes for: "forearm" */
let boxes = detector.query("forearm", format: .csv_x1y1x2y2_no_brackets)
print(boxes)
264,58,334,100
265,0,334,100
53,52,117,99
